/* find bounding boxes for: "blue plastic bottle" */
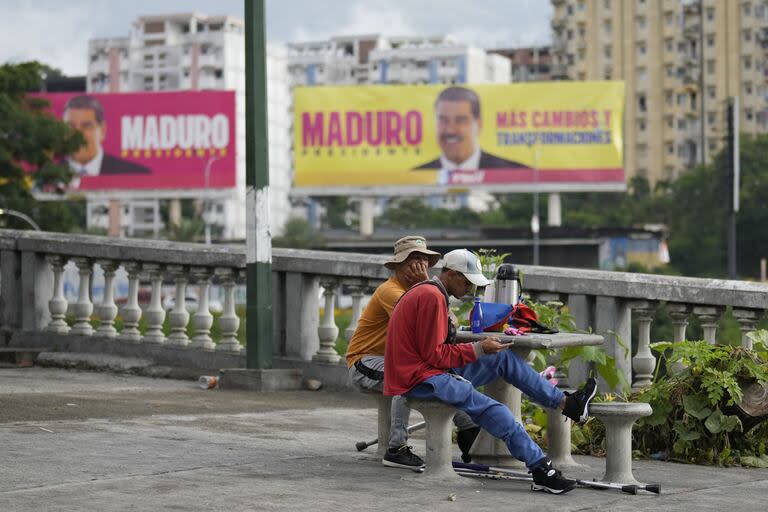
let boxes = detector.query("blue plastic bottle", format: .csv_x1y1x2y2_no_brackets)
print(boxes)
470,297,484,334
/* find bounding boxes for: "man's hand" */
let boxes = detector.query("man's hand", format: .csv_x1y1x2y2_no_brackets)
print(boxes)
402,258,429,287
479,336,506,354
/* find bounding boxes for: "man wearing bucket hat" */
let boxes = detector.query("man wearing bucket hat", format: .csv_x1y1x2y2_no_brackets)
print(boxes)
346,236,479,470
384,249,597,494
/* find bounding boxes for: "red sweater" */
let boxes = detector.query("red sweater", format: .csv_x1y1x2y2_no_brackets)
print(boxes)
384,282,478,395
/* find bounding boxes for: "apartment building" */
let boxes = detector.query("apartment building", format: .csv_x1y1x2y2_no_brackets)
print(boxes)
489,46,555,82
551,0,768,184
86,13,292,239
287,34,511,217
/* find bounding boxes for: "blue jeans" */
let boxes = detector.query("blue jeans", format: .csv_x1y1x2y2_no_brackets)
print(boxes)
404,350,564,468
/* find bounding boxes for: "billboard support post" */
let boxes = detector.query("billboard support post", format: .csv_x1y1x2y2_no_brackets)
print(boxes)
245,0,272,369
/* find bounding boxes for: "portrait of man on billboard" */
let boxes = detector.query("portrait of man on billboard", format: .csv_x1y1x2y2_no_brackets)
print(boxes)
63,95,151,179
414,86,527,184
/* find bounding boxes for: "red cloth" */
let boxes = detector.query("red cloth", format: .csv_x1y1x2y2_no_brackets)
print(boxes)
384,283,478,396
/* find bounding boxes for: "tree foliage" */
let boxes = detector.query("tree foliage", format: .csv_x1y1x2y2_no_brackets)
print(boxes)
0,61,83,228
272,217,325,249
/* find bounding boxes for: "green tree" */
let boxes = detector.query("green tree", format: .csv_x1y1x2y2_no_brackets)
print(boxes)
377,197,481,229
272,217,325,249
317,196,353,229
0,61,82,228
0,62,84,228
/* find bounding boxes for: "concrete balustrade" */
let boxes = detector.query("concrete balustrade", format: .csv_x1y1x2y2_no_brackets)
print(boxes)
0,229,765,391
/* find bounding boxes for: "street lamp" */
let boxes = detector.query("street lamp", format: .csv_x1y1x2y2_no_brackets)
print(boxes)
203,156,220,245
0,208,41,231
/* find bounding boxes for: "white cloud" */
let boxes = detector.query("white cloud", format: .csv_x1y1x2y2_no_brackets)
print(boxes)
288,1,418,42
0,0,107,75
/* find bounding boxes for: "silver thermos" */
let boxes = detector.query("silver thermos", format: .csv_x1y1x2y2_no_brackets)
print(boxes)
494,263,521,306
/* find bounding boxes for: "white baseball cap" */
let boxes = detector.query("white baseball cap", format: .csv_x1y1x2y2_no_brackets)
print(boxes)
442,249,490,287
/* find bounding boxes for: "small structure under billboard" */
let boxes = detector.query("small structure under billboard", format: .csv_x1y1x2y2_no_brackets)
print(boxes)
36,90,236,192
293,82,625,195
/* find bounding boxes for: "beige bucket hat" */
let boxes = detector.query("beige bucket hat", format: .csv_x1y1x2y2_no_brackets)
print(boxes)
384,235,441,269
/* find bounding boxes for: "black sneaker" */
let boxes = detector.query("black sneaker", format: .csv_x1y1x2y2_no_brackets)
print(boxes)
562,377,597,424
456,426,480,463
530,459,576,495
382,445,425,470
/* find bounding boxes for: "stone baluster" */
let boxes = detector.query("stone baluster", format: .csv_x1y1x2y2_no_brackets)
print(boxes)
70,257,94,336
118,262,143,343
45,255,70,334
732,309,760,349
215,267,241,353
189,267,215,351
693,306,721,344
344,282,367,342
166,265,190,347
666,303,689,342
313,280,340,363
142,263,166,344
95,260,119,338
630,301,657,391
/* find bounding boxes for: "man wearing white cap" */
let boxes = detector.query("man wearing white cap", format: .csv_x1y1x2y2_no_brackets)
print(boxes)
346,236,479,470
384,249,596,494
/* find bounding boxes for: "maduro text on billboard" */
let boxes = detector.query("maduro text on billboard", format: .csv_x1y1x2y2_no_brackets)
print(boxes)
294,82,625,192
41,90,236,191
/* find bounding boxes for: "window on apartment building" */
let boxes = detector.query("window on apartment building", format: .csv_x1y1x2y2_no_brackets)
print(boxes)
567,29,574,40
746,108,754,121
744,56,753,69
577,0,586,11
666,115,674,128
706,7,715,21
604,45,612,58
638,119,646,131
637,67,647,81
665,38,674,52
603,19,612,33
743,2,752,16
637,17,646,30
744,29,752,42
745,82,753,95
677,92,686,106
567,54,575,65
209,23,223,32
709,139,718,151
144,21,164,34
707,59,715,74
666,65,675,77
707,34,715,47
214,69,223,79
667,143,674,155
707,111,716,125
183,69,190,77
567,5,573,15
665,13,675,26
604,0,611,8
665,90,674,105
708,86,716,99
638,43,646,56
578,49,586,60
677,41,687,54
578,72,587,80
638,94,647,112
579,26,586,38
604,68,612,79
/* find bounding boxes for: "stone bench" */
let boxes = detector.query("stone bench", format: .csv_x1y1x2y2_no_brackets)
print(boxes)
589,402,653,485
405,398,460,480
359,389,392,459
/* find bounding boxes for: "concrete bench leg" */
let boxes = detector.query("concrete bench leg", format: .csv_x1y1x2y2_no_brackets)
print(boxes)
545,406,585,469
365,393,392,459
590,402,653,485
406,398,460,481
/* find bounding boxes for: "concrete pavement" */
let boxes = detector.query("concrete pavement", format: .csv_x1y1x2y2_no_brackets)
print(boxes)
1,367,767,511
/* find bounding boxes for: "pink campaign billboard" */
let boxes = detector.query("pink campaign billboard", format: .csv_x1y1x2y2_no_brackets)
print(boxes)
39,90,236,191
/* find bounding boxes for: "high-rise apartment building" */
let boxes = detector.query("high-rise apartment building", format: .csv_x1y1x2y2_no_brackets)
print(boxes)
286,35,511,218
85,13,292,239
551,0,768,184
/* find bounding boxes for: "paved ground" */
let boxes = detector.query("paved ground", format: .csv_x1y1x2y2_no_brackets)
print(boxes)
1,366,767,511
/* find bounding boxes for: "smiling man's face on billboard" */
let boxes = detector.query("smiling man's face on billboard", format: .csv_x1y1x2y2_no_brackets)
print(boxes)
436,99,480,165
64,107,105,165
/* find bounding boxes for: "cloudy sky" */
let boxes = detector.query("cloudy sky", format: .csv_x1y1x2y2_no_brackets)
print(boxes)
0,0,552,76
